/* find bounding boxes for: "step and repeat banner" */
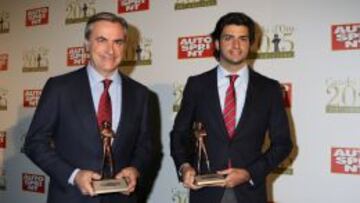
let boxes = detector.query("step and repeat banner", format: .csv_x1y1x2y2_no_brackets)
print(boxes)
0,0,359,202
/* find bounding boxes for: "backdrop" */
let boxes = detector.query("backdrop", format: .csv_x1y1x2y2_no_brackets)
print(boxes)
0,0,359,202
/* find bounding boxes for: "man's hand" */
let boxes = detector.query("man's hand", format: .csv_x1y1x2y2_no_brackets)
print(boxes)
217,168,250,188
74,170,101,196
181,164,202,190
115,167,139,195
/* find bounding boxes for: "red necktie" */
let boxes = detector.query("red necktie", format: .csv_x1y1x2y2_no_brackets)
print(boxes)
223,75,238,139
97,79,112,128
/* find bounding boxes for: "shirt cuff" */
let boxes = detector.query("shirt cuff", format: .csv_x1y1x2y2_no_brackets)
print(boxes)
68,168,80,185
249,178,254,186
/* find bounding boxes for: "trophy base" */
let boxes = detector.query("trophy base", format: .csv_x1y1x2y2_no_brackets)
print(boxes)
92,178,128,195
194,174,226,187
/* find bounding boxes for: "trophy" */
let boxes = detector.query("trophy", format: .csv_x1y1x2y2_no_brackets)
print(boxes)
193,122,226,187
92,121,128,194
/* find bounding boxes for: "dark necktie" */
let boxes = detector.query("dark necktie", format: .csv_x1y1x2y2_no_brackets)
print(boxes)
223,75,238,139
97,79,112,128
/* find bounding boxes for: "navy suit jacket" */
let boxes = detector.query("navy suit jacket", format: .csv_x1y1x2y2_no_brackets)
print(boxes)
170,67,293,203
24,67,153,203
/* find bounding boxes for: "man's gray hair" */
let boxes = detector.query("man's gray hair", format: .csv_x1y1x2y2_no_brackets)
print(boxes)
84,12,128,40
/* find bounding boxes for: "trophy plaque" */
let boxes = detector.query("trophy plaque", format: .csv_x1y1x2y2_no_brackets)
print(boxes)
193,122,226,187
92,121,128,194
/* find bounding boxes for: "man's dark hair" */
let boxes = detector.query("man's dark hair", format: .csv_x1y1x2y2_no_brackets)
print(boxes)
85,12,128,40
211,12,256,60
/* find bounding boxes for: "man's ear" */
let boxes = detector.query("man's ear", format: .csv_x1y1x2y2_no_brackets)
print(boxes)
84,41,90,52
214,40,220,51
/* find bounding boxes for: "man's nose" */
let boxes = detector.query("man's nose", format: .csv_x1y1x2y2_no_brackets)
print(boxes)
232,39,241,48
106,42,115,55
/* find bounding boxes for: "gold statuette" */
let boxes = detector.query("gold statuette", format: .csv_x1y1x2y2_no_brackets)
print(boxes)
193,122,226,187
92,121,128,194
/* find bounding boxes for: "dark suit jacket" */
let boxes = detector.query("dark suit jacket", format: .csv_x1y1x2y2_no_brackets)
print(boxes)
170,67,292,203
24,67,153,203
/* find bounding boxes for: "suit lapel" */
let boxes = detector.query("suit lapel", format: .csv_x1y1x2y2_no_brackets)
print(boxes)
70,67,100,139
233,69,256,140
206,68,229,140
115,73,131,137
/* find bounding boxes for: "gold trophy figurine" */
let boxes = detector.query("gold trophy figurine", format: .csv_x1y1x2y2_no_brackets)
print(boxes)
193,122,226,187
92,121,128,194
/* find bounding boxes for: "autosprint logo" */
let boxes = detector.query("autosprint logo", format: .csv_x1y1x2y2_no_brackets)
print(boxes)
23,89,42,107
0,131,5,190
281,83,292,108
22,173,46,193
331,147,360,175
0,53,8,71
178,35,214,59
0,132,5,149
118,0,149,13
26,7,49,27
67,46,89,66
332,23,360,50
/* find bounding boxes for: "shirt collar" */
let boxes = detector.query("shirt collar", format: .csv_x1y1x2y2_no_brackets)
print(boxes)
86,64,121,86
217,64,249,82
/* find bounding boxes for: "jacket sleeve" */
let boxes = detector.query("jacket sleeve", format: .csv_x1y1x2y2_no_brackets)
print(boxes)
23,78,75,189
246,82,293,186
170,77,197,179
130,88,154,175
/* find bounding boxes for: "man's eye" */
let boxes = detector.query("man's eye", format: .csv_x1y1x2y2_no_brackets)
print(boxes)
240,36,249,41
222,36,233,41
115,40,125,46
96,38,106,43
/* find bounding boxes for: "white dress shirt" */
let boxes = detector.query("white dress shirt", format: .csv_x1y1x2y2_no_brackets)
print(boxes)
217,65,249,125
